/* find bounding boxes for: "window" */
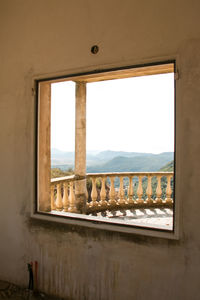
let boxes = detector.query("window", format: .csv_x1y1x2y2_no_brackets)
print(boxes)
35,61,177,238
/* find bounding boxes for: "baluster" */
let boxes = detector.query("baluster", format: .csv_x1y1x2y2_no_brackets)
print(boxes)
63,182,69,211
128,176,134,204
137,175,143,204
118,176,125,204
146,175,153,204
165,175,173,203
156,175,162,203
91,177,98,207
100,176,107,207
109,176,116,205
68,181,78,212
51,184,56,210
55,183,63,211
86,186,89,208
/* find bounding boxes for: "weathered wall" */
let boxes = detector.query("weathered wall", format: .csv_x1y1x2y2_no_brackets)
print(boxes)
0,0,200,299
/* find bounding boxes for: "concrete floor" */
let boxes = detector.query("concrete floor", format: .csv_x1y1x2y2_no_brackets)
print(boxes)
0,280,64,300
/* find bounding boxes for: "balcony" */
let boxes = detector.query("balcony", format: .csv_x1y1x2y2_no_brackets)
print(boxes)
50,172,173,229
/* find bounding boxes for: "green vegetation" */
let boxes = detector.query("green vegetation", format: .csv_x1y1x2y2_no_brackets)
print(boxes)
51,167,74,178
159,160,174,172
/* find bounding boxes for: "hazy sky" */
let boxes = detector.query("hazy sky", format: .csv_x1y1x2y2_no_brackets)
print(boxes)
51,73,174,154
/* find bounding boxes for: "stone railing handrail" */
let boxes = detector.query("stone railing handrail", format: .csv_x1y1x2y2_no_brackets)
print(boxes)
51,174,86,184
86,171,173,177
50,171,174,214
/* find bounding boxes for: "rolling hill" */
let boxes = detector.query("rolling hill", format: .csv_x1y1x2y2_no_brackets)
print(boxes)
87,152,174,173
96,150,151,161
51,148,174,173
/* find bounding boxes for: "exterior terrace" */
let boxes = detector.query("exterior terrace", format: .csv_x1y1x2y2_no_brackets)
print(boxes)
50,171,174,229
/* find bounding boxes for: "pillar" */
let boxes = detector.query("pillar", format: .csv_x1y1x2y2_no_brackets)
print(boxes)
75,82,87,213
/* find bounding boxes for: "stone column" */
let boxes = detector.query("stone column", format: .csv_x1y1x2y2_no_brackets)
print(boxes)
75,82,87,213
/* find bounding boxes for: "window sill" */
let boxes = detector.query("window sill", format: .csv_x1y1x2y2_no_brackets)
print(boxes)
31,210,179,240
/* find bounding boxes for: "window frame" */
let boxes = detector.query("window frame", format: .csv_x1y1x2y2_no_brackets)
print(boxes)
32,60,179,240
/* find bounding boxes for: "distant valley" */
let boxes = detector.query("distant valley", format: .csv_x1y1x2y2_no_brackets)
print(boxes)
51,148,174,173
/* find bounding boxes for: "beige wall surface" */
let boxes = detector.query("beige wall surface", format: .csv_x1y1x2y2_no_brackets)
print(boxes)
0,0,200,299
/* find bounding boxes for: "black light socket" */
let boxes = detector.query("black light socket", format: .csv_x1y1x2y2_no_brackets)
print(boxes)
91,45,99,54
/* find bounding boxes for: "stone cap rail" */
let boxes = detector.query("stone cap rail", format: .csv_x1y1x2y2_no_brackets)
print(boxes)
51,174,86,184
86,172,173,177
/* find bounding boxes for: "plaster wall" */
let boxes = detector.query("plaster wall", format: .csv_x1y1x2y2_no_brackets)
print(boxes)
0,0,200,299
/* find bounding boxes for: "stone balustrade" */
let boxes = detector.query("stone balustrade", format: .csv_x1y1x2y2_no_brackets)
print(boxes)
86,172,173,213
51,172,173,214
51,174,86,213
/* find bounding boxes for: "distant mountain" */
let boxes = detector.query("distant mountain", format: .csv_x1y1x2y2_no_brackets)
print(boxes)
96,150,151,161
51,148,73,157
87,152,174,173
51,148,102,166
51,148,74,165
51,148,174,173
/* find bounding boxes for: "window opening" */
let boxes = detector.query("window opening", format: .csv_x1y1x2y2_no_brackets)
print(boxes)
37,62,175,232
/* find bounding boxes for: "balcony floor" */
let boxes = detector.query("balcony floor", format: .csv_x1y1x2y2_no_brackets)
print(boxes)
49,208,173,231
